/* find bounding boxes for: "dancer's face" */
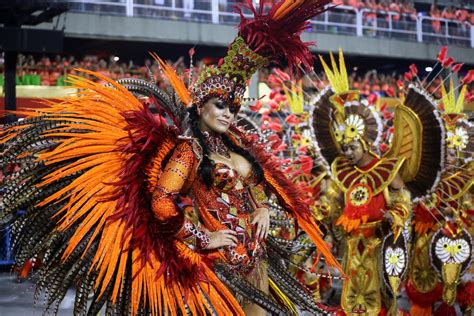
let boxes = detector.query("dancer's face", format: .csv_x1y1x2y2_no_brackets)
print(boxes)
341,140,365,166
199,98,237,134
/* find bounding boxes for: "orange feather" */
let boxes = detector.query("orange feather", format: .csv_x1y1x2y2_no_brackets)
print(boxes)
149,51,192,106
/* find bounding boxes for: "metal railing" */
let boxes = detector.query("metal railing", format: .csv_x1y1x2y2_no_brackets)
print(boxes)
418,15,472,46
359,9,418,39
66,0,474,48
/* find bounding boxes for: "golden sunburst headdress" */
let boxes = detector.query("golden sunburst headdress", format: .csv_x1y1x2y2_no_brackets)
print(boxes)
440,79,474,157
318,49,382,150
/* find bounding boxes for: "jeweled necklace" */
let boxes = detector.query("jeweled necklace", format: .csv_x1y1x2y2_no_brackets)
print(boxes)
203,131,231,158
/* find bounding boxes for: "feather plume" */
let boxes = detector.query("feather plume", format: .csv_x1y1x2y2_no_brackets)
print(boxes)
441,78,466,114
236,0,331,75
318,48,349,93
149,52,192,106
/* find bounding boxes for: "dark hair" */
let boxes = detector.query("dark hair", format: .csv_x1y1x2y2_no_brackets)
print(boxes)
187,105,263,187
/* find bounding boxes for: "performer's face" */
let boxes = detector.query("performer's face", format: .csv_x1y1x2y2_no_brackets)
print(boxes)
199,97,236,134
341,140,364,166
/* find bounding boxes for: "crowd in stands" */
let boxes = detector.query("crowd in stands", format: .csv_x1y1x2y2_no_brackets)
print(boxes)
337,0,474,25
429,4,474,35
333,0,474,38
2,54,474,103
81,0,474,29
1,54,211,89
0,54,155,87
336,0,417,21
71,1,474,46
260,66,474,103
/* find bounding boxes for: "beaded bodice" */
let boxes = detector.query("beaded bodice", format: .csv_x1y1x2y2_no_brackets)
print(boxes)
192,161,265,274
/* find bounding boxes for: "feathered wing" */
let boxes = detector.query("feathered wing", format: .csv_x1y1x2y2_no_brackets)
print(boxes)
0,69,243,316
308,87,338,167
385,101,423,181
385,85,445,200
231,126,342,272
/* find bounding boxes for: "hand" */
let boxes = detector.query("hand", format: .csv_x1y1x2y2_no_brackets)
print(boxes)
251,207,270,241
205,229,238,250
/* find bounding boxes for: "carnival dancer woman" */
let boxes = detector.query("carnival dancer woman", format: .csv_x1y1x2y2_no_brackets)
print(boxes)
0,1,343,315
151,94,278,315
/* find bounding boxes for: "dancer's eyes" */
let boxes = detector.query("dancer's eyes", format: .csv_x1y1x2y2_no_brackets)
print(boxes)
213,99,239,114
214,100,226,109
229,104,240,114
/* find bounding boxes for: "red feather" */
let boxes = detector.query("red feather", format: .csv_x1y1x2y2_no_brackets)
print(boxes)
249,99,263,112
236,0,331,76
409,64,418,76
396,79,405,89
442,57,455,68
461,70,474,85
451,63,463,73
437,46,448,63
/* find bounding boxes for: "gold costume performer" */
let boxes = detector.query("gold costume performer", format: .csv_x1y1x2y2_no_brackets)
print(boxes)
407,75,473,316
309,50,446,315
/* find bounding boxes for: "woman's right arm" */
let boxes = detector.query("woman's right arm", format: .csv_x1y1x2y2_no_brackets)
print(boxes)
151,142,194,223
151,141,209,249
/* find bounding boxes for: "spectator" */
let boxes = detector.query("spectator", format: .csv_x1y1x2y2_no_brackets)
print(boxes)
400,1,416,37
455,7,468,24
401,1,416,22
442,6,457,42
455,7,469,36
362,0,378,36
441,6,455,21
430,4,442,34
347,0,362,9
8,53,473,106
389,1,401,32
377,0,390,35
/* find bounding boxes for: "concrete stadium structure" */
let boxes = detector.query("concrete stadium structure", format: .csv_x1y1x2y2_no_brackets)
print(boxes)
31,12,474,64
